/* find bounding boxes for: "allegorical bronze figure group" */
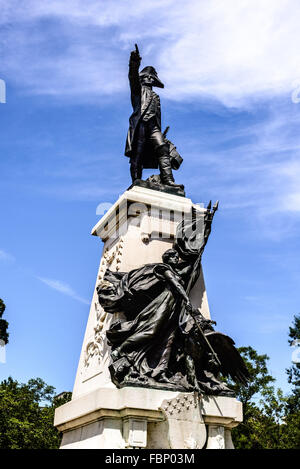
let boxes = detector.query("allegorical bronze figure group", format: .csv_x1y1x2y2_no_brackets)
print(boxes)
97,45,249,395
98,204,249,395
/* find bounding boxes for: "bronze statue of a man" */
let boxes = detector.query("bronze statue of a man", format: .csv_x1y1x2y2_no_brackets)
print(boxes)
125,45,182,188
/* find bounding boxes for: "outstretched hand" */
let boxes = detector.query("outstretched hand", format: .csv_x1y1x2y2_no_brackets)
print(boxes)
130,43,142,62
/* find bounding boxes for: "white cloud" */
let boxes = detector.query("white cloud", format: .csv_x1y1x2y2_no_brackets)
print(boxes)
37,276,90,305
273,160,300,212
0,248,89,304
179,102,300,239
1,0,300,106
1,0,300,239
0,249,15,262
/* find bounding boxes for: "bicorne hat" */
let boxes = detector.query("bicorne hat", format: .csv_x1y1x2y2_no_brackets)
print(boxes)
139,66,164,88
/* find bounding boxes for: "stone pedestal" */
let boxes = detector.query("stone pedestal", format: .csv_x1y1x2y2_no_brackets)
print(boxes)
54,387,242,449
54,186,243,449
72,186,209,400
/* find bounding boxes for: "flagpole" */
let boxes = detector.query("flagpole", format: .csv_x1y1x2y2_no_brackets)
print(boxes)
178,201,221,366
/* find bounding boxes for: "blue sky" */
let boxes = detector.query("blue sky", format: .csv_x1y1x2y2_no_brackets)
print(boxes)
1,0,300,396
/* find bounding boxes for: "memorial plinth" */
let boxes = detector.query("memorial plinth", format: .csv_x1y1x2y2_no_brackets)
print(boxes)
54,186,243,449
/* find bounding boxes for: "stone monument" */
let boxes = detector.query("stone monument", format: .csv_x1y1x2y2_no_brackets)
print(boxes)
54,45,249,450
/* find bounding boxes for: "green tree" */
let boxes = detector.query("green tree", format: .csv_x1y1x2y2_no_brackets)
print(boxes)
279,412,300,449
230,346,285,449
230,346,276,407
0,298,9,345
231,315,300,450
286,314,300,414
0,377,71,449
280,314,300,449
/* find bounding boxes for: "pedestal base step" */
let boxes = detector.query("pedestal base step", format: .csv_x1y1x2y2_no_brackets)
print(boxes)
54,387,242,449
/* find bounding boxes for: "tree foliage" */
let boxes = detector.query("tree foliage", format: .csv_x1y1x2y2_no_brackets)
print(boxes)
232,316,300,449
231,346,285,449
0,377,71,449
0,316,299,449
280,314,300,448
0,298,9,345
230,346,275,407
286,314,300,414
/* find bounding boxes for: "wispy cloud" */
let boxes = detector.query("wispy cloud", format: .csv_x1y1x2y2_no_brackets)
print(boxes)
1,0,300,241
180,100,300,236
0,246,89,305
1,0,300,106
257,314,290,335
37,276,90,304
0,249,15,262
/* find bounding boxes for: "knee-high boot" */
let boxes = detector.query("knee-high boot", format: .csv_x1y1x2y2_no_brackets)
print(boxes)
130,163,143,183
156,145,183,188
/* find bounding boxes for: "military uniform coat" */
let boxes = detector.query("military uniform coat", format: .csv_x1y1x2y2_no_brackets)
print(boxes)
125,58,162,169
